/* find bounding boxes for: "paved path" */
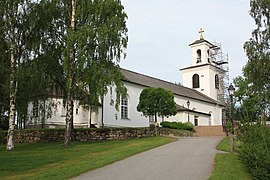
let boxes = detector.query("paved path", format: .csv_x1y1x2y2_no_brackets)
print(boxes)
72,137,222,180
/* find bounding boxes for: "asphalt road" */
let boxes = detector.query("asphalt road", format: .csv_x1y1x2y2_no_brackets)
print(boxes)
71,137,222,180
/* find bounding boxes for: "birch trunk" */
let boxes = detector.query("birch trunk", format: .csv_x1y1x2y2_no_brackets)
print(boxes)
154,112,158,136
64,0,76,146
6,47,16,151
64,91,73,145
89,106,92,128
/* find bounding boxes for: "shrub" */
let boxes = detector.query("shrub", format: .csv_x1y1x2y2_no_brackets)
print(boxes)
238,123,270,180
0,128,2,144
0,128,6,144
160,121,194,132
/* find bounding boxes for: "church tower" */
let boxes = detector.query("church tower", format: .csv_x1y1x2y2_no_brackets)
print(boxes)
180,29,228,104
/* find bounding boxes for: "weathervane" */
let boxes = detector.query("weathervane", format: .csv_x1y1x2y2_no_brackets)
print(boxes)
199,28,204,40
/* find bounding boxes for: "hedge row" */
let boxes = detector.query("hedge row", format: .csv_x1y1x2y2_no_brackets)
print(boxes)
160,121,195,132
238,123,270,180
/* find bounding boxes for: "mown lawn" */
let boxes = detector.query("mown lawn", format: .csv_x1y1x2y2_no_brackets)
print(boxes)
0,136,174,180
216,136,231,152
209,137,252,180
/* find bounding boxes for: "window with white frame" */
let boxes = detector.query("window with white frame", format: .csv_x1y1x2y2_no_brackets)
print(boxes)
33,100,39,117
215,74,219,89
149,115,154,122
194,116,199,126
192,74,200,88
209,111,212,126
61,103,67,117
121,97,129,119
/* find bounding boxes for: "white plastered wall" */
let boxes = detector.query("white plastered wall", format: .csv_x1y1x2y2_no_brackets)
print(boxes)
103,82,223,127
103,82,150,127
182,65,220,101
27,98,100,128
171,94,222,126
191,42,212,65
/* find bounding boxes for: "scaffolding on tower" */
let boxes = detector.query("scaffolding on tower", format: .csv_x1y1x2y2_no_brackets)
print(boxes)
209,42,229,105
209,42,230,129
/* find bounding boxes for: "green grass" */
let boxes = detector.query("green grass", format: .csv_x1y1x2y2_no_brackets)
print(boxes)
0,137,174,180
216,136,231,152
217,136,241,153
209,137,252,180
209,154,252,180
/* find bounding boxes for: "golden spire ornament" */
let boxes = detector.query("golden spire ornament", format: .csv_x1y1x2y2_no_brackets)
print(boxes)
199,28,204,40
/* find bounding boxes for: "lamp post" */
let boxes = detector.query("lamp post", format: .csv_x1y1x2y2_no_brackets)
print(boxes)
187,100,190,123
228,83,235,153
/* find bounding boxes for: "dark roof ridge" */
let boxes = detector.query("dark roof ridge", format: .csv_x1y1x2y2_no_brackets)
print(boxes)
189,39,216,47
180,63,225,72
120,68,177,85
176,104,211,116
120,68,223,106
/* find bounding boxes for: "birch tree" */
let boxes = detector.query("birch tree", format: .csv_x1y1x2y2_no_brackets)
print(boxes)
66,0,127,145
243,0,270,120
0,0,38,150
0,9,9,130
42,0,128,145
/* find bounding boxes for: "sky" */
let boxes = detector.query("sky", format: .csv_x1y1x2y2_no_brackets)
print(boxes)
119,0,255,84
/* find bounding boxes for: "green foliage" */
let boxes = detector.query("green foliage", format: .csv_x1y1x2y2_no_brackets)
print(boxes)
50,0,129,107
0,0,57,131
210,137,252,180
0,128,4,144
242,0,270,119
1,0,129,145
232,3,270,178
216,137,231,152
137,88,177,122
209,154,252,180
0,137,173,179
160,121,194,132
238,123,270,180
0,27,9,122
56,0,128,144
0,113,8,130
233,76,261,121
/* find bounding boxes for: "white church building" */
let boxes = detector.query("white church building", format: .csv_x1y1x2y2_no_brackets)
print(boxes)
27,32,227,129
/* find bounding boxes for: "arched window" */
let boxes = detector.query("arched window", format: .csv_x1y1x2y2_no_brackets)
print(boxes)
209,111,212,126
215,74,219,89
121,97,129,119
196,49,201,63
192,74,200,88
207,49,210,63
33,100,39,117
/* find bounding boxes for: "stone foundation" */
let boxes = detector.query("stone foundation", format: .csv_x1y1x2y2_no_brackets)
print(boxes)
0,126,226,144
0,127,196,144
1,128,156,144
